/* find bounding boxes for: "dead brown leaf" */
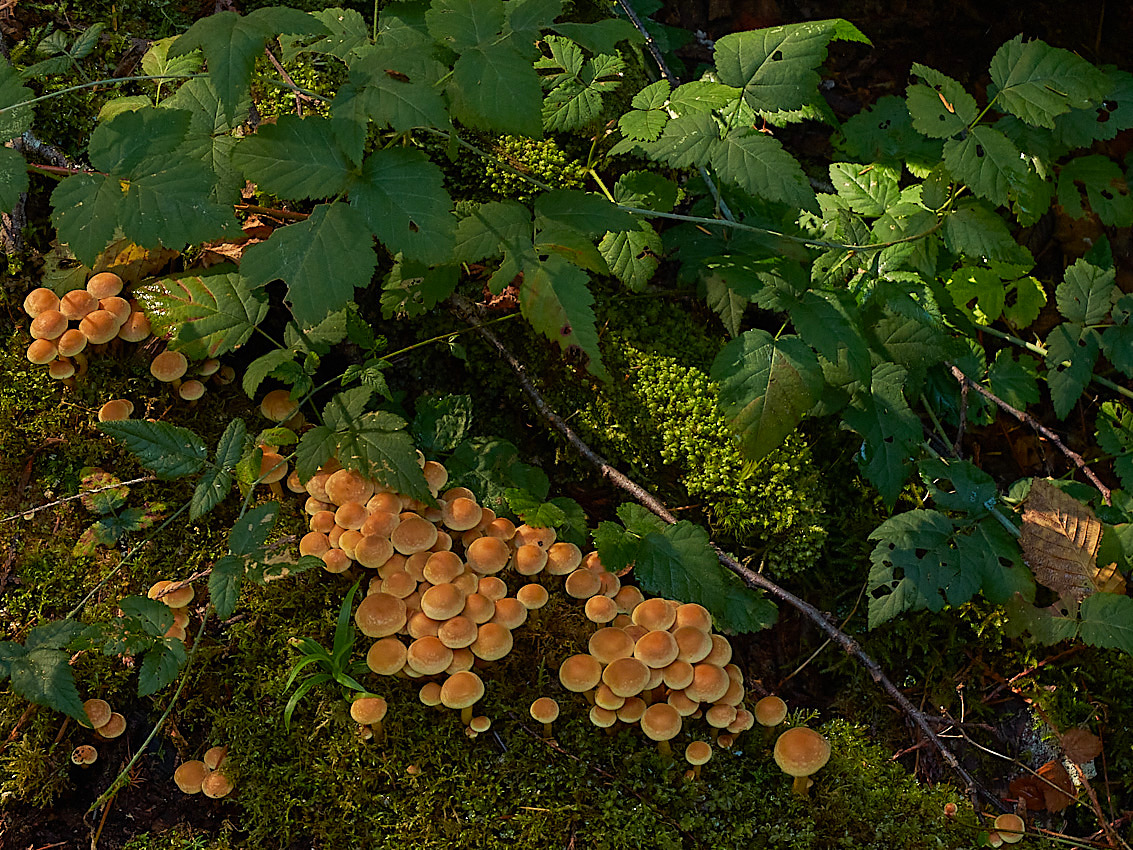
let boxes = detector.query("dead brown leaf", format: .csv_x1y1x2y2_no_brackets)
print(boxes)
1020,479,1125,601
1036,760,1076,811
1060,727,1103,764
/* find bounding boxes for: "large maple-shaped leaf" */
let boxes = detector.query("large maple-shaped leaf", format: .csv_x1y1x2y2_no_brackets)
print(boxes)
349,147,454,265
135,267,268,359
1044,322,1098,418
49,175,121,265
519,256,606,378
710,129,817,211
711,329,824,462
233,114,354,200
240,202,376,328
170,8,327,123
453,200,532,263
943,126,1027,207
714,19,868,114
989,36,1109,129
842,362,922,507
448,43,543,137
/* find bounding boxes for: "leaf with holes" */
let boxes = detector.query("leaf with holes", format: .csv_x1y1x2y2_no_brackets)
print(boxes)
341,45,450,135
919,456,998,516
711,329,824,463
519,256,606,378
1057,259,1116,326
989,35,1109,129
1096,402,1133,492
135,267,268,360
988,349,1040,409
98,420,207,479
867,509,957,626
943,126,1027,207
1044,322,1098,418
842,363,923,507
905,64,978,139
1057,155,1133,228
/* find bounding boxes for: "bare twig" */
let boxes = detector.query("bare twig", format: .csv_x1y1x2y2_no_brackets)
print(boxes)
1,476,156,524
451,294,997,807
947,363,1111,505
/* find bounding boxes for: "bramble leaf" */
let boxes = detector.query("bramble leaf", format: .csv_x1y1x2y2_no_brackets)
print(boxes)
98,420,207,479
1079,593,1133,654
988,349,1040,409
0,57,35,140
296,7,370,60
425,0,503,51
413,395,473,455
842,363,922,507
233,115,354,200
989,35,1109,129
1096,402,1133,492
867,509,960,625
209,554,245,620
1044,322,1098,418
829,162,900,217
649,111,719,168
0,147,28,213
0,642,87,723
192,418,245,520
906,64,978,138
942,200,1029,263
230,502,280,557
712,329,824,462
1057,259,1116,326
336,413,432,503
537,37,625,132
919,456,998,516
241,203,376,328
381,259,460,319
340,46,450,135
1056,155,1133,228
710,129,818,211
519,255,606,378
549,19,641,54
134,268,268,360
837,95,943,171
449,43,543,137
943,126,1027,207
138,639,187,696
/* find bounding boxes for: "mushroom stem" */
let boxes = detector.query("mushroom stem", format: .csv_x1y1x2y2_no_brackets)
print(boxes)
371,720,384,743
792,775,811,797
693,764,703,779
269,480,285,500
656,740,672,759
461,706,473,726
542,722,554,739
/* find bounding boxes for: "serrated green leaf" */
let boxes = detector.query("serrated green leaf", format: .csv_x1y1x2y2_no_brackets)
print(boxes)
120,596,175,636
837,95,943,171
334,412,432,503
843,363,922,507
323,386,375,429
454,200,532,264
90,106,190,175
297,7,370,59
343,46,450,134
171,7,326,123
1003,595,1079,644
1045,322,1099,417
988,349,1040,409
412,394,473,454
648,110,719,168
505,488,567,527
942,200,1029,263
867,509,958,625
98,420,207,479
519,255,606,378
296,425,337,481
535,189,635,236
0,146,28,213
703,272,749,338
141,36,203,79
47,175,126,267
505,0,562,42
711,330,824,463
1079,592,1133,654
919,456,998,515
242,350,298,399
1057,259,1116,326
138,639,187,697
380,259,460,319
350,148,454,265
617,107,668,142
612,171,678,212
425,0,504,51
535,222,610,274
233,115,353,200
947,265,1005,324
714,19,869,114
229,502,279,558
905,64,978,138
829,162,900,217
1101,324,1133,378
872,203,939,279
209,553,244,620
548,496,588,546
2,645,88,723
538,37,625,132
989,35,1109,129
162,77,247,203
1003,274,1047,328
710,129,817,211
1057,155,1133,228
446,437,545,517
449,43,543,136
134,268,268,360
1053,67,1133,148
668,80,741,115
549,19,641,54
24,620,85,651
1096,402,1133,492
0,57,35,140
943,126,1027,207
192,418,244,519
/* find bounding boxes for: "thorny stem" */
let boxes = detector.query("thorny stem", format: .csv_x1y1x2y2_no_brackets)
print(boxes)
0,476,155,523
947,363,1112,506
450,293,999,809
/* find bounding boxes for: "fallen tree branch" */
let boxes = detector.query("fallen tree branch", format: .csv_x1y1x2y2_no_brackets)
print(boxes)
452,293,998,807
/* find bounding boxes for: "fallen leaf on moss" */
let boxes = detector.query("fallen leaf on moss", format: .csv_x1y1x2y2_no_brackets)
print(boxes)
1061,727,1103,764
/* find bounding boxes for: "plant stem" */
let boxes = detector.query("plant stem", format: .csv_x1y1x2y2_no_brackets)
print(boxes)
2,74,207,114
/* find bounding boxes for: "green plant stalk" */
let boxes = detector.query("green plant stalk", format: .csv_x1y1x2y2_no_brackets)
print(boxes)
1,74,208,115
86,606,211,815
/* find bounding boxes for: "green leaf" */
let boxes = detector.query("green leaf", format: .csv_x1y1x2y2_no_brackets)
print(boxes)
90,106,192,174
412,394,473,454
519,256,606,378
1101,323,1133,378
989,35,1109,129
549,19,641,54
425,0,504,52
0,644,88,723
867,509,958,625
534,189,635,236
449,43,543,136
171,7,326,123
380,259,460,319
942,200,1029,263
0,146,28,213
711,330,824,463
538,37,625,132
1096,402,1133,492
209,553,245,620
0,57,36,140
905,64,978,139
988,349,1040,409
1053,67,1133,148
1057,155,1133,228
612,171,678,213
505,0,563,43
241,203,376,328
295,425,337,482
350,148,454,265
1057,259,1116,326
829,162,900,217
1003,273,1047,328
837,95,943,172
649,110,720,168
192,418,245,520
162,78,247,203
334,412,432,503
141,36,203,79
297,7,370,59
505,488,567,527
1079,592,1133,654
24,620,85,651
446,437,547,516
98,420,207,479
138,639,187,697
342,46,450,134
714,19,869,114
842,363,922,508
134,268,268,360
1044,322,1099,418
243,350,298,399
617,107,668,143
710,129,818,211
943,126,1027,207
229,502,279,557
668,80,742,115
233,115,353,200
454,200,532,265
919,456,998,515
118,595,174,636
947,265,1005,324
548,496,589,546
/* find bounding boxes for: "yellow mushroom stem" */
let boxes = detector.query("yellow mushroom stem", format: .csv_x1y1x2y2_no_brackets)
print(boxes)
656,739,672,758
542,721,554,738
461,706,474,726
371,720,384,742
793,775,812,796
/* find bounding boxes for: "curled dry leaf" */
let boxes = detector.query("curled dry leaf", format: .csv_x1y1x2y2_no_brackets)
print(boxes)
1008,760,1075,812
1019,479,1125,602
1060,727,1103,764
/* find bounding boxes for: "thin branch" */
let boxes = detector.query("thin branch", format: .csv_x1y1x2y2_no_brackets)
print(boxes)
947,363,1111,505
451,294,998,808
1,477,156,523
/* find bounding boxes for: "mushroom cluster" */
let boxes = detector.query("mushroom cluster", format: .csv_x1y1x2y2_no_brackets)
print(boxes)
148,579,195,643
82,697,126,740
173,745,233,798
23,273,151,386
150,349,227,403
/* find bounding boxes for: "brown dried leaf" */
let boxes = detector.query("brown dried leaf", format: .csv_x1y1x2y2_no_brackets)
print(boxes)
1060,727,1103,764
1020,479,1107,602
1008,774,1047,811
1036,760,1076,812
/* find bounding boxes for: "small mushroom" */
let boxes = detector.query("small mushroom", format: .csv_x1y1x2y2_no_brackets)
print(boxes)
773,727,830,796
71,744,98,767
173,760,209,794
530,697,559,738
993,814,1025,844
684,741,712,779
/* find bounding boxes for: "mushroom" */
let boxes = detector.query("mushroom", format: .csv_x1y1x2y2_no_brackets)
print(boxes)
98,399,134,422
640,703,682,757
83,698,112,730
350,695,388,740
174,760,209,794
178,379,206,403
150,350,188,390
530,697,559,738
203,746,228,771
201,770,234,799
754,695,788,739
23,287,60,317
993,814,1025,844
773,727,830,796
71,744,98,767
440,670,484,725
96,712,127,740
684,740,712,779
86,272,123,299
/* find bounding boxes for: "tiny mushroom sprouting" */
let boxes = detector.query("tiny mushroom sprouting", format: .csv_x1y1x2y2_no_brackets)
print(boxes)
754,695,788,739
684,740,712,779
530,697,560,738
994,813,1025,844
773,726,831,797
173,760,210,794
71,744,98,767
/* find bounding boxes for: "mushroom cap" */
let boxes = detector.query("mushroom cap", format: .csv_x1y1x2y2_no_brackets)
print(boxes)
588,627,635,665
407,635,454,676
631,598,676,631
59,288,99,320
672,626,713,664
684,663,731,704
26,338,58,365
661,659,695,691
685,740,713,767
465,536,510,574
350,696,389,725
98,296,131,324
703,634,733,666
559,653,602,693
97,712,127,739
584,594,618,624
594,683,626,711
23,287,60,317
477,576,508,601
203,746,228,771
488,597,527,630
461,592,495,624
545,541,582,575
530,697,559,724
754,695,788,727
640,703,682,742
366,637,408,675
994,814,1025,844
773,727,831,778
30,309,68,340
324,469,375,506
602,656,651,698
117,311,151,343
515,583,549,610
71,744,98,766
391,515,439,555
441,497,482,532
151,350,188,382
148,579,194,609
440,670,484,710
673,603,713,632
86,272,124,299
48,359,76,380
419,681,443,707
420,583,465,621
589,705,617,728
355,592,408,638
438,615,479,650
469,715,492,734
83,698,112,729
57,328,88,357
470,622,513,661
613,585,646,614
179,379,206,402
201,770,234,799
634,630,680,669
514,524,556,549
564,568,602,599
173,760,209,794
512,544,548,576
617,696,647,724
260,389,299,422
423,550,464,585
